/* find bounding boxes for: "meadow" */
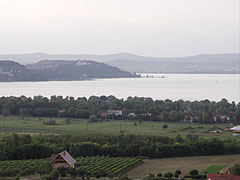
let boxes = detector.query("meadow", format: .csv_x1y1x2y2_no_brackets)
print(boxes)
0,116,236,138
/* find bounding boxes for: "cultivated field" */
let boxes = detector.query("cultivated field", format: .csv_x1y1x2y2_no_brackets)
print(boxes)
0,116,236,138
125,154,240,178
0,156,141,177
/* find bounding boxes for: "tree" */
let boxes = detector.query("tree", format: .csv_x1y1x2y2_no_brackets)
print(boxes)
175,170,181,175
175,135,184,143
189,169,198,176
50,170,59,180
164,172,173,179
2,109,10,126
163,124,168,130
89,115,98,122
157,172,162,177
57,166,67,177
69,167,77,179
174,173,179,178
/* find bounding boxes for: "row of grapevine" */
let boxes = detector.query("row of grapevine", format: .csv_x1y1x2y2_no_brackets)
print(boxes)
0,156,141,177
75,156,141,175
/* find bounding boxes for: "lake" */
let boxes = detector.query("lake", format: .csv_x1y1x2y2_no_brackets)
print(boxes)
0,74,239,102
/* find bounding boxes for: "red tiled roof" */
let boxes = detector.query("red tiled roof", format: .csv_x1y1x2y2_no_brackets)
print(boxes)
208,174,240,180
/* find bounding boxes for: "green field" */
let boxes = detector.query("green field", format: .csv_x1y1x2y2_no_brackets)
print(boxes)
0,116,236,138
0,156,141,177
200,165,227,175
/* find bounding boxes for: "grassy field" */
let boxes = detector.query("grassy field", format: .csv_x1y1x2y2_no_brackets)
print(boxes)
125,154,240,178
200,165,227,175
0,116,237,138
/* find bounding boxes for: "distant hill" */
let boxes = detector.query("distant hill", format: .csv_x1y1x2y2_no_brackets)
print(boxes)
0,61,45,81
0,53,239,73
0,60,137,82
106,53,240,73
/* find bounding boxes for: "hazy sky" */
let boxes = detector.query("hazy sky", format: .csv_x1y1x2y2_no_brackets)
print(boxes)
0,0,239,57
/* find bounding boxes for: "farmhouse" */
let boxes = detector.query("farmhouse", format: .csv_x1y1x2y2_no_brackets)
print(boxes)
50,150,76,168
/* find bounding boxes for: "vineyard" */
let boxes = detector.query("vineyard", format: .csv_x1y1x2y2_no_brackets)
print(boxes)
76,156,141,175
0,156,141,177
0,159,48,176
126,154,240,178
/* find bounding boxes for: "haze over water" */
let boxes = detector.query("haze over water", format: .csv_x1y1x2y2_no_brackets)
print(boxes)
0,74,239,102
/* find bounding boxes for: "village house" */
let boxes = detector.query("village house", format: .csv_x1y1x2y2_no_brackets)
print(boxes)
182,115,193,123
50,150,76,169
107,110,122,116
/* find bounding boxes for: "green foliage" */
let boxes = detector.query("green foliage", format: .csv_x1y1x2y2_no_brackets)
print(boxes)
201,165,226,175
75,156,141,177
233,163,240,175
175,170,181,175
189,169,198,176
49,170,59,180
157,172,162,177
43,119,56,125
13,174,20,180
163,125,168,129
89,115,98,122
164,172,173,178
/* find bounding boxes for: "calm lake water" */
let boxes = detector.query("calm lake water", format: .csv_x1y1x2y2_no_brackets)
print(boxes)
0,74,239,102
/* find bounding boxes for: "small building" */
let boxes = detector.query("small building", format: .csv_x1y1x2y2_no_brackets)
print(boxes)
207,174,240,180
107,110,122,116
50,150,76,169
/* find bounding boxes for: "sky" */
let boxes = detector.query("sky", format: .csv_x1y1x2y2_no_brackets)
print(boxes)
0,0,239,57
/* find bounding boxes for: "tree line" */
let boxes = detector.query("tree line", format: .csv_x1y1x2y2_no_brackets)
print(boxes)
1,133,240,161
0,95,239,124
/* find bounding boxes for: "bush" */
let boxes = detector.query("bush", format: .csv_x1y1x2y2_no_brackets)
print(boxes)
189,169,198,176
175,170,181,175
157,172,162,177
43,119,56,125
50,170,59,180
163,125,168,129
164,172,173,178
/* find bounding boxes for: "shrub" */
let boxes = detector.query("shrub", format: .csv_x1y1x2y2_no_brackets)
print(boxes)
175,170,181,175
164,172,173,178
189,169,198,176
157,172,162,177
43,119,56,125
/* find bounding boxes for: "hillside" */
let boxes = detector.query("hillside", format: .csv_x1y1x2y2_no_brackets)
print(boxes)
106,53,240,73
0,52,239,73
0,60,137,82
0,61,45,81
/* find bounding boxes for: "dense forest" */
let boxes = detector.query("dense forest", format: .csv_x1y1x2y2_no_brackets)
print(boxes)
0,95,239,124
